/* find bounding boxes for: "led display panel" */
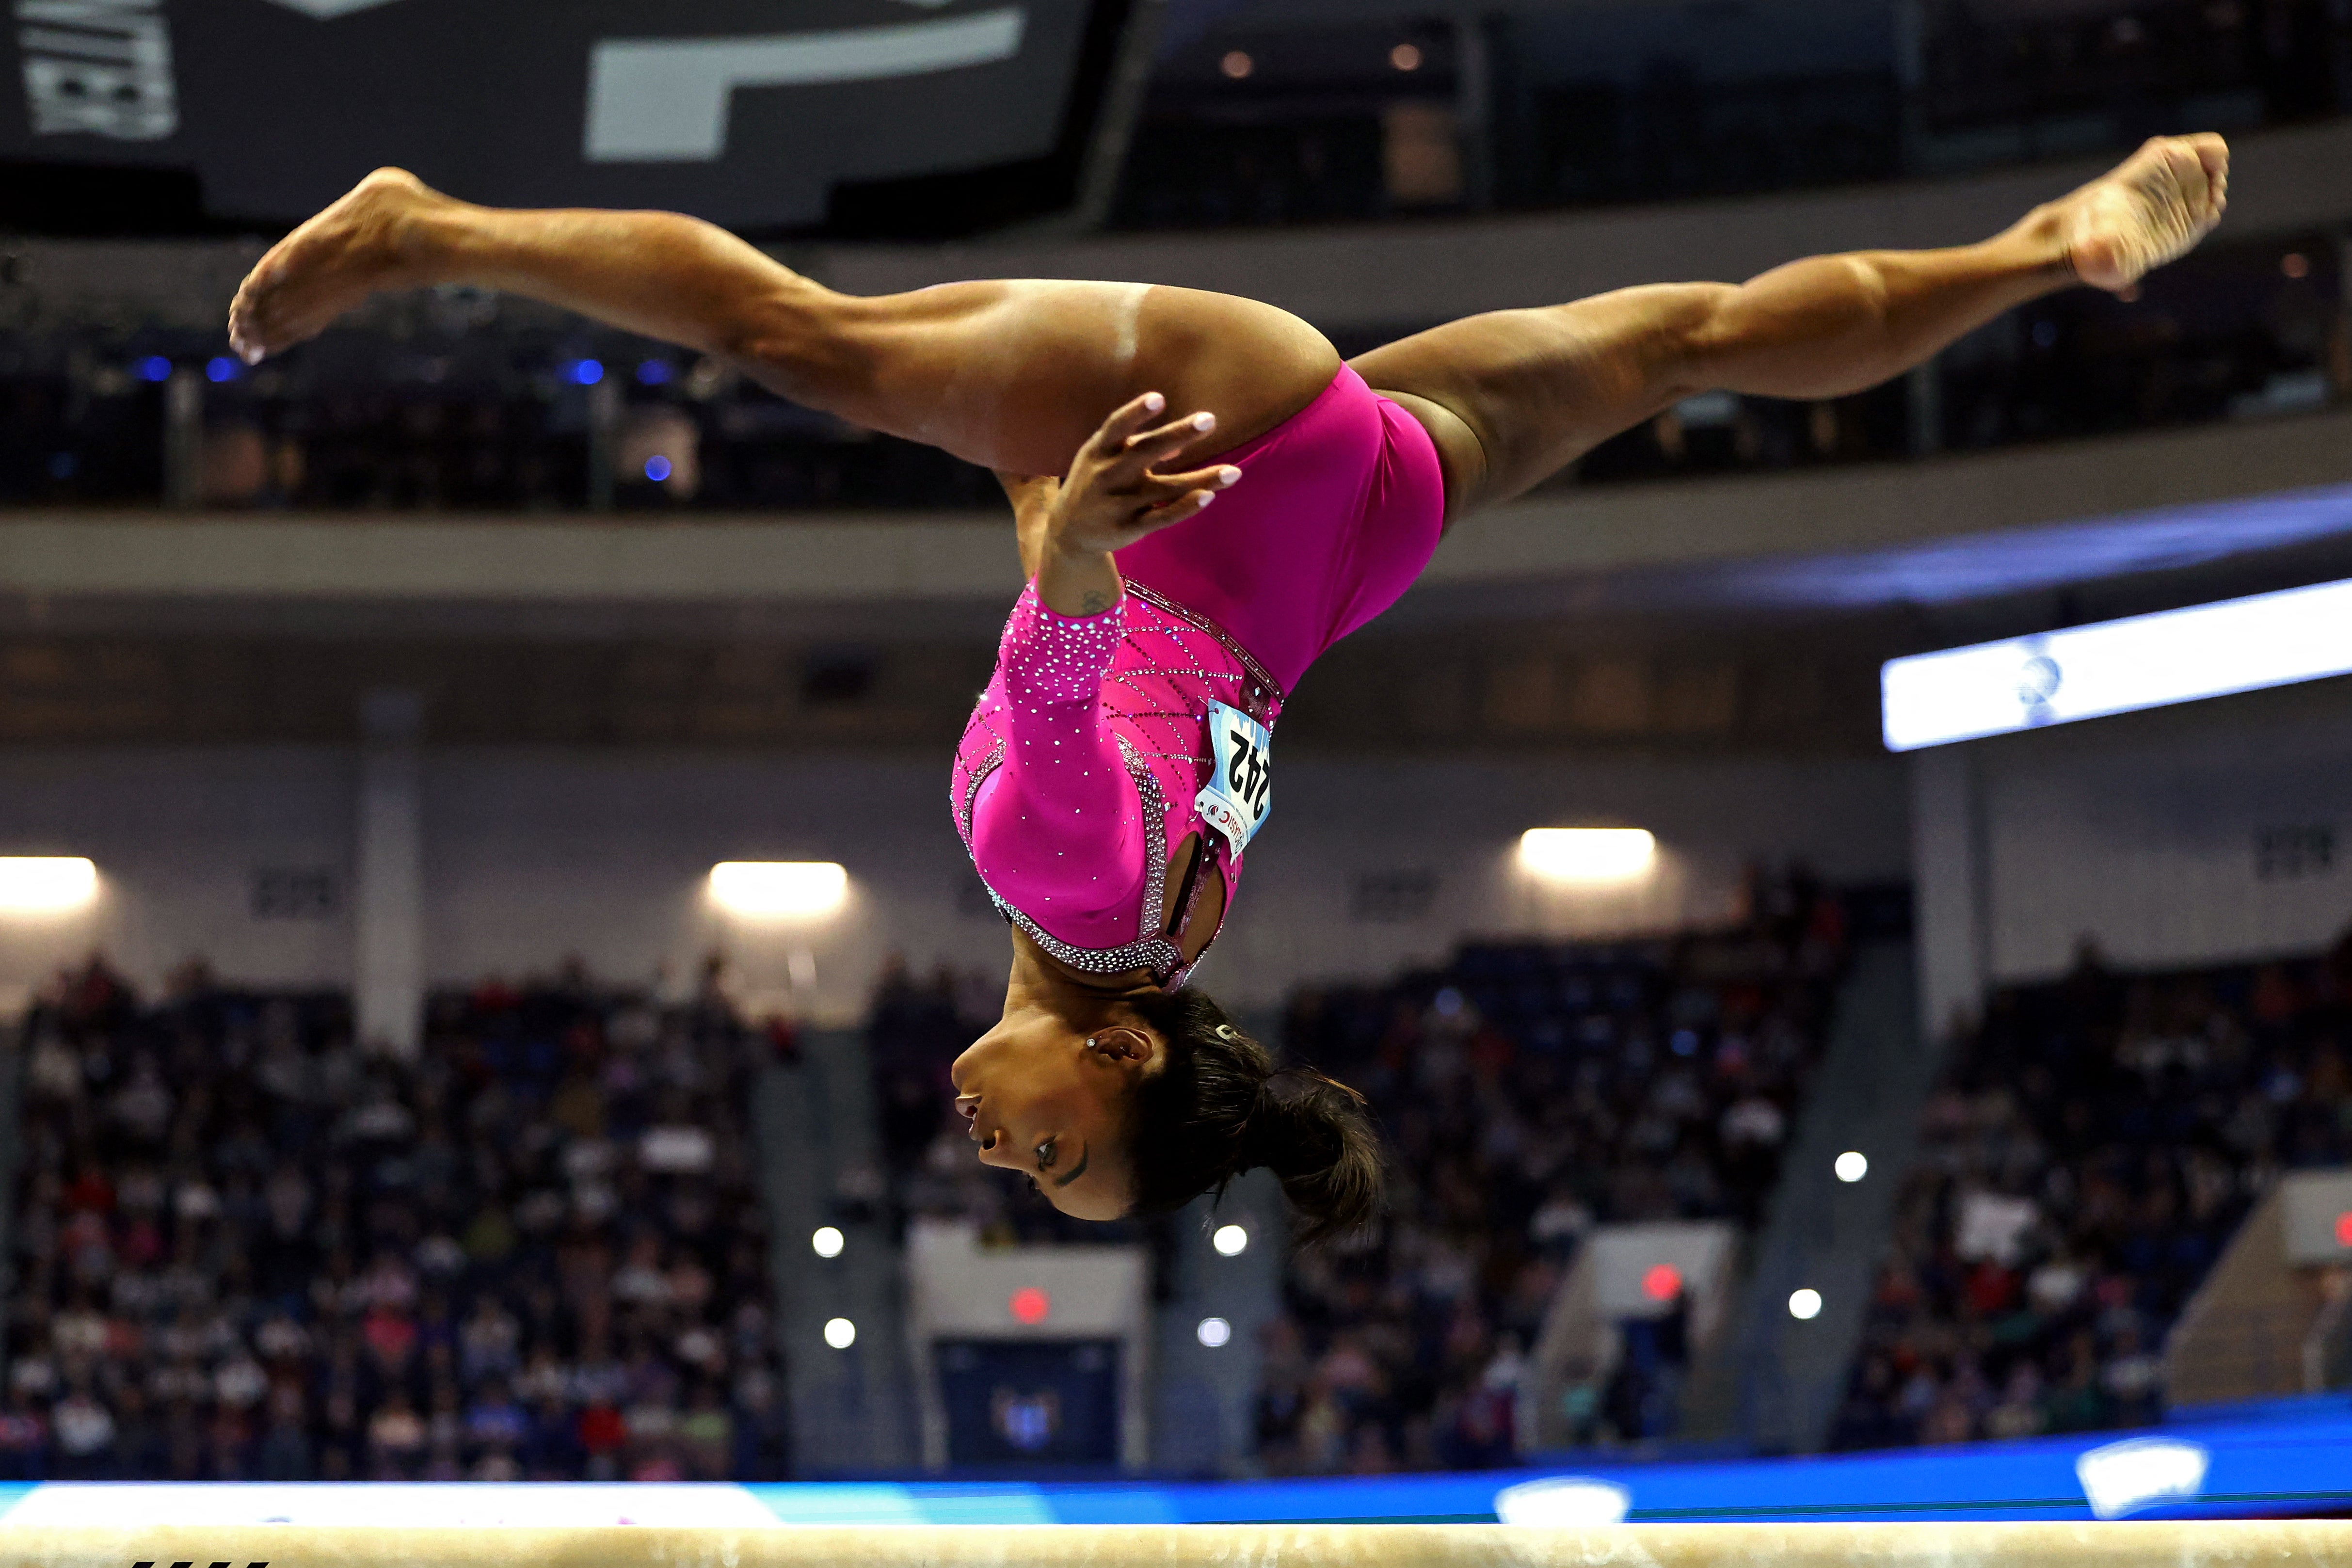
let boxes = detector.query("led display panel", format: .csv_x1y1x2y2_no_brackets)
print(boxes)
1881,575,2352,752
0,0,1112,232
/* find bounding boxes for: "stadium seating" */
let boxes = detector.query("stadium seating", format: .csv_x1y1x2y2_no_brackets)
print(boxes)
0,958,791,1481
1255,872,1858,1471
1830,935,2352,1450
864,872,1867,1471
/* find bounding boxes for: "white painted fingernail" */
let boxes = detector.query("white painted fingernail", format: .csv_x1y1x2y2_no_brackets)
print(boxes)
1192,413,1215,431
1196,492,1217,508
243,346,264,365
1217,467,1242,486
1143,393,1165,413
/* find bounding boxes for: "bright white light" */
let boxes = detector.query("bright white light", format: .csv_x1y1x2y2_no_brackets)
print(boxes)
1882,575,2352,752
810,1226,844,1259
1835,1151,1869,1184
822,1317,856,1349
1196,1316,1232,1348
1211,1224,1249,1257
1518,829,1656,883
1788,1288,1824,1321
2076,1436,2212,1519
1493,1477,1633,1527
0,857,97,914
708,861,847,917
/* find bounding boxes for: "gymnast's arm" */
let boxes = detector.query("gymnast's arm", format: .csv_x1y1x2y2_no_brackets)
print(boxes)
968,586,1145,922
973,396,1244,919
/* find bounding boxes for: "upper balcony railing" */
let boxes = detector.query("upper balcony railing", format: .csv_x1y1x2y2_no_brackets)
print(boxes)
0,228,2336,515
0,0,2346,518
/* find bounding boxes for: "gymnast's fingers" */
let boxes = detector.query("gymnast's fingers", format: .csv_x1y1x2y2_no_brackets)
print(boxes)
1110,411,1218,480
1086,393,1170,462
1122,487,1221,540
1141,462,1244,505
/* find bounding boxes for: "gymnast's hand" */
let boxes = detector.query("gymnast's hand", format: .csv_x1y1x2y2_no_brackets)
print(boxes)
1033,392,1243,557
1000,393,1242,616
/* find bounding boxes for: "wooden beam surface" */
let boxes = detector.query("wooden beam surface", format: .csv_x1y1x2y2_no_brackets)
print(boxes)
0,1522,2348,1568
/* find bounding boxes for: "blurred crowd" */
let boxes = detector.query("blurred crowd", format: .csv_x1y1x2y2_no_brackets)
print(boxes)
0,356,1005,515
0,957,792,1481
1831,934,2352,1450
1251,871,1867,1473
0,225,2331,516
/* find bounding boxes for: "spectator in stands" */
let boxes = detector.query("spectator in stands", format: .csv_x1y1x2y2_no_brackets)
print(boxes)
6,953,789,1481
1252,869,1856,1472
1832,932,2352,1450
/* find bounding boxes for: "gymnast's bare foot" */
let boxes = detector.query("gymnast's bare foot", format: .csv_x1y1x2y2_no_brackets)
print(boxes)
228,167,446,363
2058,134,2229,293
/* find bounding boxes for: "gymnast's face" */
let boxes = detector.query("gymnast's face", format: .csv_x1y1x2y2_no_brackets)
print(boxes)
950,1012,1158,1221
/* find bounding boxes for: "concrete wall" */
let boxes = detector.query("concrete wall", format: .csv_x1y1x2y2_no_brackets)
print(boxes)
13,672,2347,1029
0,745,1912,1020
1910,676,2352,1036
1977,687,2352,979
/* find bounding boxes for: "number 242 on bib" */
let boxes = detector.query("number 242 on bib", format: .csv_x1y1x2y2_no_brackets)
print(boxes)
1196,700,1273,854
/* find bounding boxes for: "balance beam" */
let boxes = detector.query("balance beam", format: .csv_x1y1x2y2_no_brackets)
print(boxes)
0,1523,2347,1568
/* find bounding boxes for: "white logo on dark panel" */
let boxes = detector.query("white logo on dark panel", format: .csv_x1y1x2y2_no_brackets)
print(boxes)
585,8,1027,162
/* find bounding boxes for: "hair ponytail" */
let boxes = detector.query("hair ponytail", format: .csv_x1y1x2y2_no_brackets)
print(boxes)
1125,988,1384,1246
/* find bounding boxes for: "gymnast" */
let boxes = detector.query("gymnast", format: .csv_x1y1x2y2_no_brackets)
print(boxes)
228,134,2228,1243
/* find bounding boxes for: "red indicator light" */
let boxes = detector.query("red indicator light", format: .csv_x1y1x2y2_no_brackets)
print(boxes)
1642,1264,1683,1302
1010,1286,1051,1324
2335,1211,2352,1248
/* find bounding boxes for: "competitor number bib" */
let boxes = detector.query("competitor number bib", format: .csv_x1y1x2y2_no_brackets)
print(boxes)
1196,699,1273,856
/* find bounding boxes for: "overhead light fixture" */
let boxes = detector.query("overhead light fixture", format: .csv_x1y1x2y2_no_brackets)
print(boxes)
1882,575,2352,752
0,857,97,913
1518,829,1656,882
707,861,847,917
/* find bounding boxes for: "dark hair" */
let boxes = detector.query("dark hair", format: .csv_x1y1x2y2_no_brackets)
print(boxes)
1123,987,1384,1246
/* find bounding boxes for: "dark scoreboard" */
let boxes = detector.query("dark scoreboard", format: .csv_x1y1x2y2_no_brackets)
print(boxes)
0,0,1120,234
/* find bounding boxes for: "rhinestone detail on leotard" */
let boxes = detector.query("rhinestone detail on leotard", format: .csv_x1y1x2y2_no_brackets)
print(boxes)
952,580,1287,989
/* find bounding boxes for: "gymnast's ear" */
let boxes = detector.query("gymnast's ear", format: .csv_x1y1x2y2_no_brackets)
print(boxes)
1083,1025,1158,1072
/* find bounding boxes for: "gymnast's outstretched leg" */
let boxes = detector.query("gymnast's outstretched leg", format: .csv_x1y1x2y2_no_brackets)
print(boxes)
1348,134,2230,516
227,170,1341,482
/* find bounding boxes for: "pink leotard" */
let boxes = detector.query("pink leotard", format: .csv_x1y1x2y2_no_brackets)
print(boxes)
952,367,1447,986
